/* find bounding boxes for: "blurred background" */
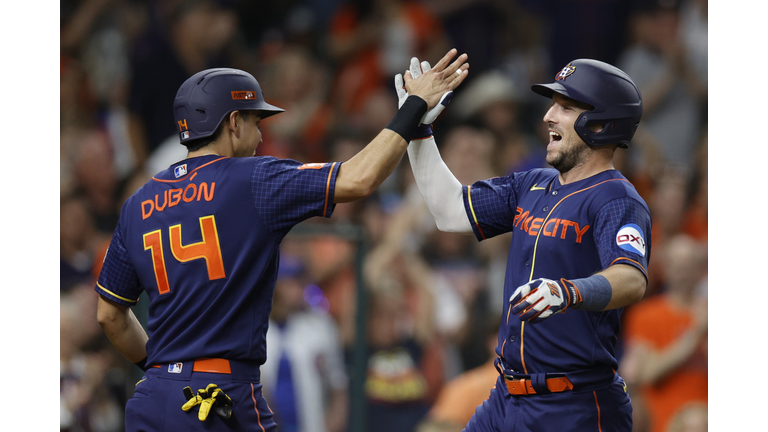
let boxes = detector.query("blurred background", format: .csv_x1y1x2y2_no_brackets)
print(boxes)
59,0,707,431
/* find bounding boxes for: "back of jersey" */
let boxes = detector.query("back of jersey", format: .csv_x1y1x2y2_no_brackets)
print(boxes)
96,155,341,366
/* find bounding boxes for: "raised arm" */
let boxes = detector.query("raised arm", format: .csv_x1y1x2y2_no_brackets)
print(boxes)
407,136,472,232
398,58,472,233
334,49,469,203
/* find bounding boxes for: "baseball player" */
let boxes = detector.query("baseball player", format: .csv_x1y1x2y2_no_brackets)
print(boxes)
94,48,468,432
399,58,651,431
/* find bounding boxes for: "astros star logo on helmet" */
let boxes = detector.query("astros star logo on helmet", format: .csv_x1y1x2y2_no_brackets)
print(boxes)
555,63,576,81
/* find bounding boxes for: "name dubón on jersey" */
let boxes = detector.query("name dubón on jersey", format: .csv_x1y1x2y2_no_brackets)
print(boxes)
514,207,590,242
141,181,216,219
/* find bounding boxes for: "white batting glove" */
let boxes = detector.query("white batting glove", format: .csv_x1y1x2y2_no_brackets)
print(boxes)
509,278,580,324
394,57,454,125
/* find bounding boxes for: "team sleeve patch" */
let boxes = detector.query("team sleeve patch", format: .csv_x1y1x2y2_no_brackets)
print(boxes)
298,163,327,170
616,223,646,256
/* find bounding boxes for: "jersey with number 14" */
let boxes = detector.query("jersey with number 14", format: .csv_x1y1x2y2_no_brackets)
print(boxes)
95,155,341,367
462,168,652,375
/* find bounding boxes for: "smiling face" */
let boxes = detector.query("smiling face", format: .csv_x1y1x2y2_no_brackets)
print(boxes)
542,93,593,173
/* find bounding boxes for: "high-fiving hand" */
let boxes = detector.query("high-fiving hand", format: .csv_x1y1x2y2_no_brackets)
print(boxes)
399,49,468,110
395,57,455,126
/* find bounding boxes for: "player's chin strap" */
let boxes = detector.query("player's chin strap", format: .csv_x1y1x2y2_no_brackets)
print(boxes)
182,383,233,421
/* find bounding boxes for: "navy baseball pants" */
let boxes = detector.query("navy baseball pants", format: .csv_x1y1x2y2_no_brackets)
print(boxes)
463,374,632,432
125,362,276,432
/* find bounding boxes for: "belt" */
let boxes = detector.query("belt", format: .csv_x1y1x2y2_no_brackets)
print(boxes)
503,375,573,396
151,358,232,374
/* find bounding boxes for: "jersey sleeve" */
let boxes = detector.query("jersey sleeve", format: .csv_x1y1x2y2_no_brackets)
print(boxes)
251,157,342,234
593,197,652,282
95,222,143,306
461,174,520,241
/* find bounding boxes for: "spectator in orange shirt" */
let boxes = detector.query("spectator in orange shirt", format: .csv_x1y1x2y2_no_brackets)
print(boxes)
620,234,707,432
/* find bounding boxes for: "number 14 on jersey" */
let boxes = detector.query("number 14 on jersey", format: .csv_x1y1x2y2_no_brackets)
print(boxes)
142,215,226,294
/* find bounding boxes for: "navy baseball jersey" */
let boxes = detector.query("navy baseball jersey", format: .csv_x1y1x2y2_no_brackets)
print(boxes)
95,155,341,367
462,168,651,375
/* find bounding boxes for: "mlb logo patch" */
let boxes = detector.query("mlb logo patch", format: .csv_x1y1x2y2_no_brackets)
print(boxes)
168,363,183,373
555,63,576,81
181,131,190,140
616,224,646,256
174,164,188,178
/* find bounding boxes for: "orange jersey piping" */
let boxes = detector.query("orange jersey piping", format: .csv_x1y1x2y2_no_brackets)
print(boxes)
610,257,648,277
467,186,487,240
251,383,266,432
152,157,227,183
594,391,603,432
323,162,337,217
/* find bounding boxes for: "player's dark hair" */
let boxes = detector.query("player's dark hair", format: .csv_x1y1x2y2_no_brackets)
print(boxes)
182,110,256,152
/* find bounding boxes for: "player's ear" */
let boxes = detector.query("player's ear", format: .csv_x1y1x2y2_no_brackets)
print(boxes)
228,111,240,138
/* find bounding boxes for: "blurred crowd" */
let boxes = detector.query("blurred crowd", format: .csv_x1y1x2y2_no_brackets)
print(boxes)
60,0,708,431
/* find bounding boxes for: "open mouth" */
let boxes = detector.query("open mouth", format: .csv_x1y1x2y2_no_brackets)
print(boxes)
549,131,562,142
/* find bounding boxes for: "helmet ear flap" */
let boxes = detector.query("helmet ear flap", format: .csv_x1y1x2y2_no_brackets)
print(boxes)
576,111,636,148
587,121,616,134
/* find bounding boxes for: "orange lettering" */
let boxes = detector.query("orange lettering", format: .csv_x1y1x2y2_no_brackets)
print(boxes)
178,119,188,131
141,199,154,220
143,230,170,294
574,223,590,243
515,211,530,229
513,207,524,227
559,220,576,239
169,215,226,280
551,219,561,237
197,182,215,201
528,218,544,236
169,189,182,207
183,183,197,202
155,190,168,212
522,215,534,233
543,218,559,236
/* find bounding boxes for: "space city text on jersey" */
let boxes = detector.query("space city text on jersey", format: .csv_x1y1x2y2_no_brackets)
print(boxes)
514,206,590,242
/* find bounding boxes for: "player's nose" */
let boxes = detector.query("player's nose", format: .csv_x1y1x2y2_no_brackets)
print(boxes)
543,104,557,124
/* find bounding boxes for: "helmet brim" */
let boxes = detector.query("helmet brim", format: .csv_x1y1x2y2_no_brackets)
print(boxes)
531,83,566,100
255,103,285,119
531,83,595,110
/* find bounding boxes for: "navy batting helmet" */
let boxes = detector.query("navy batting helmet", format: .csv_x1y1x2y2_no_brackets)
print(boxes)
531,59,642,148
173,68,284,144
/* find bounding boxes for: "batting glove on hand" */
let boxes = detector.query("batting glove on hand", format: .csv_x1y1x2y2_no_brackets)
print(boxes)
509,278,580,324
182,383,233,421
395,57,454,126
